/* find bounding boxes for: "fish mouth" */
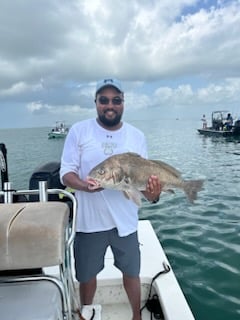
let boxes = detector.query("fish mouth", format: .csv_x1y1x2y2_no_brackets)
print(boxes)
86,177,102,190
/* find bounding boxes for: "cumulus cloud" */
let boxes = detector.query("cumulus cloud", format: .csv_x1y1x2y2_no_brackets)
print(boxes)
0,0,240,127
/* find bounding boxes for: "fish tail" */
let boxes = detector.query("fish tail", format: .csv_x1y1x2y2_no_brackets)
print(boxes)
183,179,204,203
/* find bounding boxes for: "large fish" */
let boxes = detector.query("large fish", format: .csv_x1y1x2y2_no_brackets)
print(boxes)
87,152,204,206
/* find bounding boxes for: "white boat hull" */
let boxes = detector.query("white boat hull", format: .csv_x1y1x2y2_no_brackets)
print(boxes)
0,220,195,320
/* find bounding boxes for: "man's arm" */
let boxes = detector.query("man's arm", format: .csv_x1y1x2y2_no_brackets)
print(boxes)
62,172,103,193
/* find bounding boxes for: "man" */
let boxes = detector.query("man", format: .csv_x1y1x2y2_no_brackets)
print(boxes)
225,113,233,130
201,114,207,129
60,78,161,320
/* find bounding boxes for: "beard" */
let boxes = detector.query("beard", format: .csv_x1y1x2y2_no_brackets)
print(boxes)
98,112,122,127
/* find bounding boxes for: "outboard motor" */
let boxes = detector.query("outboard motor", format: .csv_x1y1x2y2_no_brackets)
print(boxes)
29,161,73,219
29,162,65,201
0,143,9,191
234,120,240,130
0,143,9,203
0,143,27,203
233,119,240,136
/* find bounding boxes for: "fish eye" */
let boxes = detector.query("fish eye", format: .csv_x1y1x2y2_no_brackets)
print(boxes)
98,169,105,175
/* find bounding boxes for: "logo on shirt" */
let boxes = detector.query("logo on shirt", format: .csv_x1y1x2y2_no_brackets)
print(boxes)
102,142,117,155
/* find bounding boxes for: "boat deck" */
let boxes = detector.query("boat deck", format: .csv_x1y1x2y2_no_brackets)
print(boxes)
50,220,194,320
95,303,150,319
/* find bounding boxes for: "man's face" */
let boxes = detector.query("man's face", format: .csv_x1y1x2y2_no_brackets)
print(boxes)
96,87,124,128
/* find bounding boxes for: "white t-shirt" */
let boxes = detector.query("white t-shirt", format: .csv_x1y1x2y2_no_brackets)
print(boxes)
60,118,148,236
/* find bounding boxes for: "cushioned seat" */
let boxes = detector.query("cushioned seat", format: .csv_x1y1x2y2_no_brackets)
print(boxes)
0,202,69,270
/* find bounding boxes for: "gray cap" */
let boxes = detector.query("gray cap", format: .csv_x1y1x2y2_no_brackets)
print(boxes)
95,78,123,95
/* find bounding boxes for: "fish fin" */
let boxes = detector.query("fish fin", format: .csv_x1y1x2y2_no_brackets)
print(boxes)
165,188,175,195
183,179,204,203
150,159,181,177
112,167,124,184
123,189,143,206
125,152,141,157
123,191,130,200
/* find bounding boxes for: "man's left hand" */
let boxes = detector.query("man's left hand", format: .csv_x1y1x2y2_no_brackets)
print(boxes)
143,175,162,203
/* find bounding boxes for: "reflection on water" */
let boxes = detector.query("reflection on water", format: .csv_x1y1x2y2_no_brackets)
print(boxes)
1,120,240,320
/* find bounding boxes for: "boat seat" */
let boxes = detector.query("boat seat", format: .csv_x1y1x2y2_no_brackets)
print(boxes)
0,202,69,271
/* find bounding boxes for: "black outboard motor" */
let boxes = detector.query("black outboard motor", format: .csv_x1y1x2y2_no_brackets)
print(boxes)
0,143,27,203
29,161,73,219
0,143,9,191
0,143,9,203
29,162,65,201
234,120,240,134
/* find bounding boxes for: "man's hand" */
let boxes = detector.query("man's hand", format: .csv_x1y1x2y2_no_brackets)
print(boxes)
143,175,162,203
63,172,103,193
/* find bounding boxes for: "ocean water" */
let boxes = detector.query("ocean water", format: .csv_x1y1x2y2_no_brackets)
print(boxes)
1,118,240,320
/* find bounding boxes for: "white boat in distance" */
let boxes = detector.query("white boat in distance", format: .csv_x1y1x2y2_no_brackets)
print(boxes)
0,147,195,320
48,121,69,139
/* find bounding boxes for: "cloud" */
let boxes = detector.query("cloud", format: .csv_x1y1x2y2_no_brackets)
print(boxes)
26,101,50,114
0,0,240,127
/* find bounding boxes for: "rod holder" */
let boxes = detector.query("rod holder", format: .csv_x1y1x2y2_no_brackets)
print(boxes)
4,182,13,203
39,181,48,202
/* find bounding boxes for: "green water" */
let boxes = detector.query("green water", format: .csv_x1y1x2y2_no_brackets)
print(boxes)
1,118,240,320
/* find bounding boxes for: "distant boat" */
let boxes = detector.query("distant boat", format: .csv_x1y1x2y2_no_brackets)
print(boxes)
197,111,240,137
48,121,69,139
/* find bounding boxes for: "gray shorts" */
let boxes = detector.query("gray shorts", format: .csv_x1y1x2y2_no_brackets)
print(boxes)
74,228,140,283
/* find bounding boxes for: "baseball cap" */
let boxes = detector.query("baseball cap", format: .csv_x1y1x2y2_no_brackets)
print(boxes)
95,78,123,95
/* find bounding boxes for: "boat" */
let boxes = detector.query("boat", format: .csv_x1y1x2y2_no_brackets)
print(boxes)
197,111,240,137
48,121,69,139
0,143,195,320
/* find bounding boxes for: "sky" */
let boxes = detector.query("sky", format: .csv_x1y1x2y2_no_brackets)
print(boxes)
0,0,240,128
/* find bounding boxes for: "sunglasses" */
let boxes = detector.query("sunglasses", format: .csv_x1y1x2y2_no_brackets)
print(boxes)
98,96,123,105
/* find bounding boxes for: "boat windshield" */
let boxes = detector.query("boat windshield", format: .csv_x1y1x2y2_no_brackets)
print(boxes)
212,111,229,121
